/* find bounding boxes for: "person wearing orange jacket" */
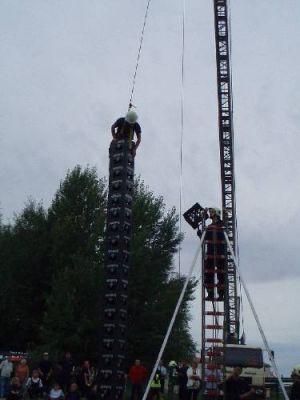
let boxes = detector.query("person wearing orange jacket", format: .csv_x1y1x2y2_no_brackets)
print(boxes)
15,358,29,388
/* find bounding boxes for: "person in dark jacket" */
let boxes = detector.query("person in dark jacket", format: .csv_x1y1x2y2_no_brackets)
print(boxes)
6,377,23,400
65,383,80,400
225,366,255,400
111,109,141,157
291,366,300,400
204,207,226,300
177,361,189,400
38,352,53,393
79,361,94,397
60,352,75,391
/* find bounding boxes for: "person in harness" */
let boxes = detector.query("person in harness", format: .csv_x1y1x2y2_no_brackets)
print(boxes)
204,207,226,301
25,369,43,399
111,109,141,157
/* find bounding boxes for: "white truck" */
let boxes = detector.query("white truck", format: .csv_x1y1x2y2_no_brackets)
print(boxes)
223,344,274,397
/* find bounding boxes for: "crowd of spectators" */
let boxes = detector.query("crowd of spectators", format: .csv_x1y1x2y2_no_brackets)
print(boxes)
127,359,202,400
1,354,277,400
0,355,204,400
0,352,96,400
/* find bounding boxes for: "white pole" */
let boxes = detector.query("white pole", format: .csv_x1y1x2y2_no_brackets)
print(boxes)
141,230,206,400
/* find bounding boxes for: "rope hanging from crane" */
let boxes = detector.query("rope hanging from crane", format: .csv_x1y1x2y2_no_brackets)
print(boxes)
128,0,152,110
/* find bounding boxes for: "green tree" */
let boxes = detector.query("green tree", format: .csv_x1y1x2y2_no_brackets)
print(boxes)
40,166,107,360
48,165,107,271
0,219,14,348
127,181,197,366
0,201,49,350
40,259,102,361
0,167,197,365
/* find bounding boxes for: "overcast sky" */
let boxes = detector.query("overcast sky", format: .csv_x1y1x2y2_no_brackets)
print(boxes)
1,0,300,375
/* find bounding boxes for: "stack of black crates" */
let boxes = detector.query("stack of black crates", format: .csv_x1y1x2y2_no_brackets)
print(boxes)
99,139,134,399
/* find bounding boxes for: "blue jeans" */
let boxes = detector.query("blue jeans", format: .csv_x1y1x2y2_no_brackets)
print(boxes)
0,376,10,397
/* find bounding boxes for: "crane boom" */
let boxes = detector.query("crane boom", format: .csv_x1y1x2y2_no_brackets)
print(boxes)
184,2,241,398
213,0,239,342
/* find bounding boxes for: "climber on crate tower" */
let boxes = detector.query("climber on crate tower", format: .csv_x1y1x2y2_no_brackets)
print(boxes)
111,106,141,157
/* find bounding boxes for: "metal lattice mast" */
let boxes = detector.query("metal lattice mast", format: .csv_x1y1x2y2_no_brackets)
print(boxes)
213,0,239,341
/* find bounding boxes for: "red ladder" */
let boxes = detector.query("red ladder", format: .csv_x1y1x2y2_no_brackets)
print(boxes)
201,226,226,399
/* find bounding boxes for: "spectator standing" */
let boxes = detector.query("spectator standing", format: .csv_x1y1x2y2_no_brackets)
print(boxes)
149,371,161,400
38,353,53,392
26,369,43,399
6,377,22,400
0,357,13,397
157,361,167,394
168,360,178,400
128,360,147,400
15,359,29,389
186,362,201,400
60,353,75,390
79,361,94,397
49,383,64,400
225,366,254,400
291,365,300,400
177,361,188,400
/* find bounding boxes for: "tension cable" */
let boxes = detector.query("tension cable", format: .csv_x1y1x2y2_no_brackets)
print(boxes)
178,0,186,275
224,233,289,400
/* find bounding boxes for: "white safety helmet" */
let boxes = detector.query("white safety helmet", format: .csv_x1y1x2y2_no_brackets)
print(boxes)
209,207,221,218
292,365,300,377
125,109,138,124
168,360,177,367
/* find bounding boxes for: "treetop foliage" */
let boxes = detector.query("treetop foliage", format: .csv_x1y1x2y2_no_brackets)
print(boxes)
0,166,197,366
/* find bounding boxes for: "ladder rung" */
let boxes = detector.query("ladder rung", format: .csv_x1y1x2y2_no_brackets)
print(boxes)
204,269,225,274
205,297,224,302
205,311,224,316
206,351,223,357
206,364,223,370
205,376,222,382
205,240,226,244
206,325,223,329
206,255,225,259
205,338,223,343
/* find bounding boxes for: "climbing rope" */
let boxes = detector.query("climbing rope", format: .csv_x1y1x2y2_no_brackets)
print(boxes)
141,230,206,400
224,233,289,400
178,0,186,275
128,0,152,109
